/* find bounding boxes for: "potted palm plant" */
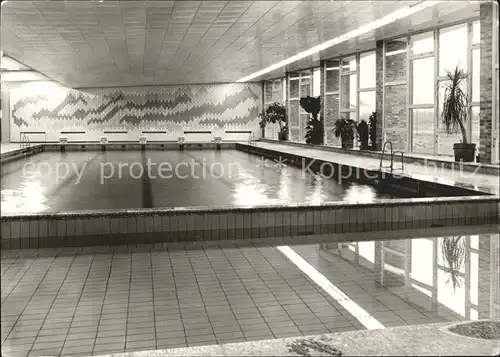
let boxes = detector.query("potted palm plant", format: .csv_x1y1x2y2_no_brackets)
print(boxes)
333,118,356,149
260,102,288,140
300,96,323,145
439,66,475,162
441,236,466,291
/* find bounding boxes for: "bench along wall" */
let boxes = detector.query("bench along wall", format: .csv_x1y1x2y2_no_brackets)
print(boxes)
5,81,262,143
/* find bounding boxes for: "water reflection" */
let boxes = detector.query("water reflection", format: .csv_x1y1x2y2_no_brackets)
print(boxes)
320,233,500,322
1,172,49,214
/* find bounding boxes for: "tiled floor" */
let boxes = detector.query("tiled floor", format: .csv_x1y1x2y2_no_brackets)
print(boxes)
1,233,496,357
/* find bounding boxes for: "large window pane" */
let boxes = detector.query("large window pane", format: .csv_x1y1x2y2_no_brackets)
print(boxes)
341,56,356,73
341,74,357,111
472,49,480,102
472,106,480,148
313,67,321,96
359,51,376,89
385,38,407,82
472,20,480,45
410,31,433,55
359,91,375,121
411,239,433,286
300,73,311,97
439,24,468,76
412,108,435,154
412,57,435,104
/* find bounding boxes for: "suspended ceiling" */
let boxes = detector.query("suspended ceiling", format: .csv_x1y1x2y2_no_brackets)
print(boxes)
0,0,480,88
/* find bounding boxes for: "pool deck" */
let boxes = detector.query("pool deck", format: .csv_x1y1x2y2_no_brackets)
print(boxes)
92,322,500,356
249,141,500,195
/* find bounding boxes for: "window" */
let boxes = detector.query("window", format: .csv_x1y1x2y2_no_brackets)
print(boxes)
472,49,480,103
439,24,468,76
359,91,375,121
341,56,356,73
472,20,480,45
313,67,321,96
410,31,434,56
341,74,357,111
359,51,376,89
412,57,435,105
412,108,435,153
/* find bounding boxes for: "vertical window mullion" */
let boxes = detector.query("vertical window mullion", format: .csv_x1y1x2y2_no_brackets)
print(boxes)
434,29,439,155
467,21,473,143
406,35,411,152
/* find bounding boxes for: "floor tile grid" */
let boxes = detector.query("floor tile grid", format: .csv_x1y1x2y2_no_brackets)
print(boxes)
90,251,125,356
1,242,482,356
292,246,418,322
1,255,58,350
151,249,188,350
190,249,255,345
182,250,219,347
252,246,363,332
222,247,304,339
232,246,337,338
25,254,77,357
122,251,156,353
1,257,38,306
292,245,450,327
56,253,96,357
211,247,291,341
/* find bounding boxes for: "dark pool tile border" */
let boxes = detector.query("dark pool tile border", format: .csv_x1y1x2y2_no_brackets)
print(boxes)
1,200,499,249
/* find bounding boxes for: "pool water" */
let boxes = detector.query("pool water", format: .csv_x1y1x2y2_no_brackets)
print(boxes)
1,150,396,213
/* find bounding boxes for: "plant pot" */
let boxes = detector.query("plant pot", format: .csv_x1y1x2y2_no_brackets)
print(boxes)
453,143,476,162
341,137,353,149
278,131,288,141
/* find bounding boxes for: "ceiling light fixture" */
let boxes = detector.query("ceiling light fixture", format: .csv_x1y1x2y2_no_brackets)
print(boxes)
236,0,440,83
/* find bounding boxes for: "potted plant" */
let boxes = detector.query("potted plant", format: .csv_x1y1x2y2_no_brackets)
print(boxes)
441,236,466,291
258,110,267,137
260,102,288,140
369,111,377,151
439,66,475,162
333,118,356,149
356,120,369,150
300,96,323,145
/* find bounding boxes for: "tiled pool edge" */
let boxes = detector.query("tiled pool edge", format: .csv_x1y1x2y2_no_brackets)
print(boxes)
1,196,498,249
259,138,500,176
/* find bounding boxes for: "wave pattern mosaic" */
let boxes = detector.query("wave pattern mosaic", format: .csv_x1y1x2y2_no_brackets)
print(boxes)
9,82,262,142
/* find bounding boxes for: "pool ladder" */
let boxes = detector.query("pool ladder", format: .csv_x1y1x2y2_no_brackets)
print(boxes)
20,133,30,149
379,141,404,173
248,132,254,145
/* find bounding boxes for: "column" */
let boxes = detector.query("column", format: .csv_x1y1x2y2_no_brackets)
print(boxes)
479,2,494,163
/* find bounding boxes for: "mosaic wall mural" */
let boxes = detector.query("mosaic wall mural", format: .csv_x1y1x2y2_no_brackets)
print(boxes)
9,82,262,142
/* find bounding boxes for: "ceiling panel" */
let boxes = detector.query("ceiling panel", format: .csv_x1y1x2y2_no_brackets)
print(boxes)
0,0,480,88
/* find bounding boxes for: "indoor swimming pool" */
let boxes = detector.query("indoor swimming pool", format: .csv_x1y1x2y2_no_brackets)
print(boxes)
1,149,397,214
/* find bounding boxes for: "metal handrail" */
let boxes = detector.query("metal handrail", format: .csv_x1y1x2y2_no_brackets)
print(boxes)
379,141,404,172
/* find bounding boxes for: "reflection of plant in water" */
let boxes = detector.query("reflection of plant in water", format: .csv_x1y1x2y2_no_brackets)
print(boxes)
441,236,466,290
